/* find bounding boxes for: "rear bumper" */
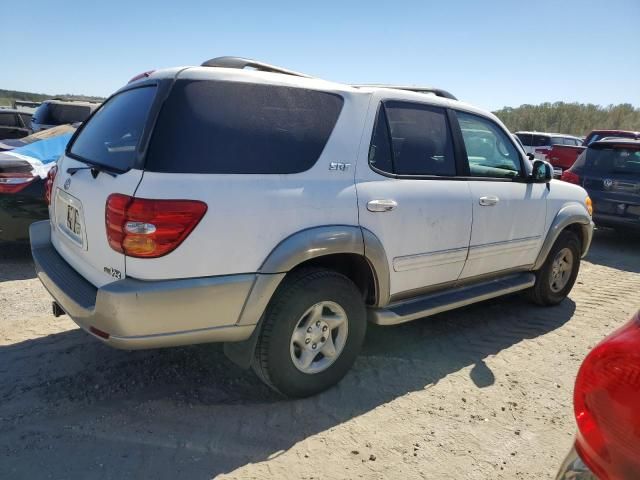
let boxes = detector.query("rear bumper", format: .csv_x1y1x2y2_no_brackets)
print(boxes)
555,445,596,479
594,212,640,231
30,221,280,349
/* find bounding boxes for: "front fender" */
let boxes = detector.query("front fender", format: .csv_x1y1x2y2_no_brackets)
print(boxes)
533,203,594,270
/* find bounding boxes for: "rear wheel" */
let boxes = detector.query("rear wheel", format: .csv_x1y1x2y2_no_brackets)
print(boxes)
528,231,581,306
252,268,366,397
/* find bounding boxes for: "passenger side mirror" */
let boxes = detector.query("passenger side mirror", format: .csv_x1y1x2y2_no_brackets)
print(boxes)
531,159,553,183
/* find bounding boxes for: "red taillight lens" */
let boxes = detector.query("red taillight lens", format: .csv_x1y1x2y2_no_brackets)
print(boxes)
44,165,58,205
573,312,640,480
0,172,37,194
105,194,207,258
127,70,155,84
561,170,581,184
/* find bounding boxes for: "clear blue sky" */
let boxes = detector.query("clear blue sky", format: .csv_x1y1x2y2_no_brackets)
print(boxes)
3,0,639,111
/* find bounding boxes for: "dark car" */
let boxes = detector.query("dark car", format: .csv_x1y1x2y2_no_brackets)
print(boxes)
0,131,73,242
583,129,640,146
0,108,32,140
561,139,640,231
556,311,640,479
31,100,99,132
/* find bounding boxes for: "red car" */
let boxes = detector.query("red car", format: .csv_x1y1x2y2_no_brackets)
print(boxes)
556,311,640,479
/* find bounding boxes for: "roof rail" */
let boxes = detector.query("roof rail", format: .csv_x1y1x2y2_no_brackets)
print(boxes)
352,84,457,101
201,56,312,78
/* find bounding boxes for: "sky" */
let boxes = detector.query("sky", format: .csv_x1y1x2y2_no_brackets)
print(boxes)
3,0,639,111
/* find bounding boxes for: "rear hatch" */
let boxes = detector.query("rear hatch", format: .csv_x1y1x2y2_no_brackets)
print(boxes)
582,143,640,221
50,85,159,287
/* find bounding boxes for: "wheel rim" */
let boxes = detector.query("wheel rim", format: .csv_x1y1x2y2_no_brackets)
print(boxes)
549,247,574,293
289,301,349,374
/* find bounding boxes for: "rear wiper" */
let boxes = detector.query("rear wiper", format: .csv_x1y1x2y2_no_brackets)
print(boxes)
67,163,125,178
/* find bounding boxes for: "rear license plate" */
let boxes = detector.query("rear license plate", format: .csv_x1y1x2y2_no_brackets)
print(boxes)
55,189,85,247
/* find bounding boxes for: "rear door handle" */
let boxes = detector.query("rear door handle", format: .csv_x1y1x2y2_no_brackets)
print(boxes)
479,196,499,206
367,199,397,212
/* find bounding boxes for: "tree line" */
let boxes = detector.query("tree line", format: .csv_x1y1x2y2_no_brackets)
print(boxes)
0,88,104,107
494,102,640,136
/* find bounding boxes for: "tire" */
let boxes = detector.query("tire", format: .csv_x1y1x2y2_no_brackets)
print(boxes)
252,267,367,397
528,230,581,306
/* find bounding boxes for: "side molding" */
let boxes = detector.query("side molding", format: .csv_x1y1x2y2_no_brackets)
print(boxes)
533,203,594,270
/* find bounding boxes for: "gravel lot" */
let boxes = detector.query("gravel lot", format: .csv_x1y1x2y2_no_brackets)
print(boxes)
1,229,639,479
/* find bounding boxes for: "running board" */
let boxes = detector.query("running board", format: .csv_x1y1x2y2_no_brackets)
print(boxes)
368,273,536,326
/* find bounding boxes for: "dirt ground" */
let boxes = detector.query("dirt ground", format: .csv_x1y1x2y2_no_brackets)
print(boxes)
1,229,639,480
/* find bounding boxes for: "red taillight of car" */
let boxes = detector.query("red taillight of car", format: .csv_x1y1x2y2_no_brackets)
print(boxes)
105,194,207,258
573,312,640,480
0,172,37,194
44,165,58,205
561,170,581,184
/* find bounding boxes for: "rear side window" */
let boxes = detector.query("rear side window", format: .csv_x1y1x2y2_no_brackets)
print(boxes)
19,113,32,127
369,101,455,176
69,86,156,171
0,113,18,127
146,80,344,174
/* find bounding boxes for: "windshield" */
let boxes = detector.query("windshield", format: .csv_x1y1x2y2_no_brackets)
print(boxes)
68,86,156,171
588,146,640,175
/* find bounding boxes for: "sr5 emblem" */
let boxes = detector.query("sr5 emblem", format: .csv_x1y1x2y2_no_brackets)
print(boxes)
329,162,351,171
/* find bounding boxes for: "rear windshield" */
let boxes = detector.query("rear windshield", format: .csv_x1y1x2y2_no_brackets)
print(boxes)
69,86,156,171
33,102,94,125
515,133,532,146
587,146,640,175
532,135,551,147
145,80,344,174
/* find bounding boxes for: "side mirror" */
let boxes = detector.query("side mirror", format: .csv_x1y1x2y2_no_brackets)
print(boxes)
531,159,553,183
527,152,535,161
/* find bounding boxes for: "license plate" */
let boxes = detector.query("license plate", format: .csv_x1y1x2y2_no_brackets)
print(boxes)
55,189,85,247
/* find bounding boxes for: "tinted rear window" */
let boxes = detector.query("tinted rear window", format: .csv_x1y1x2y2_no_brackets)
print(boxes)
69,86,156,171
145,80,344,174
33,103,94,125
587,147,640,175
532,135,551,147
515,133,532,146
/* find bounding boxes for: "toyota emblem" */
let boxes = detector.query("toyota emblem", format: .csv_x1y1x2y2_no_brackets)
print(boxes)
64,178,71,190
603,178,613,189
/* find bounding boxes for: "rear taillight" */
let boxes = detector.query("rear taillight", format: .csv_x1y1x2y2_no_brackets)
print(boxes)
561,170,581,184
0,172,37,194
573,312,640,480
127,70,155,84
106,194,207,258
44,165,58,205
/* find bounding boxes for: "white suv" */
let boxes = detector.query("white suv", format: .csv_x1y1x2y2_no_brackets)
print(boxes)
31,57,594,397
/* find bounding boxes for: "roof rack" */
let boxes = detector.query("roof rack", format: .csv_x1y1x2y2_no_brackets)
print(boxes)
201,56,312,78
352,84,457,101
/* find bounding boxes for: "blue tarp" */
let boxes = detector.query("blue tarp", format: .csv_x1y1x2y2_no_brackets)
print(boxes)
8,133,73,165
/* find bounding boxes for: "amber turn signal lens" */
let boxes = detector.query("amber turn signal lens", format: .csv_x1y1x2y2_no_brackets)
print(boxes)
585,197,593,216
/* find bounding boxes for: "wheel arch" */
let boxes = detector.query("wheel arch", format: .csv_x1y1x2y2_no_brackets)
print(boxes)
533,203,594,271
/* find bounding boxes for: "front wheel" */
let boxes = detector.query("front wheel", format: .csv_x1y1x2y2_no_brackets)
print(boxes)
528,231,581,306
252,268,367,397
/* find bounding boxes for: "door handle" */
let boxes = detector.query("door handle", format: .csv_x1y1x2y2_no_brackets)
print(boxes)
367,199,397,212
479,196,499,206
